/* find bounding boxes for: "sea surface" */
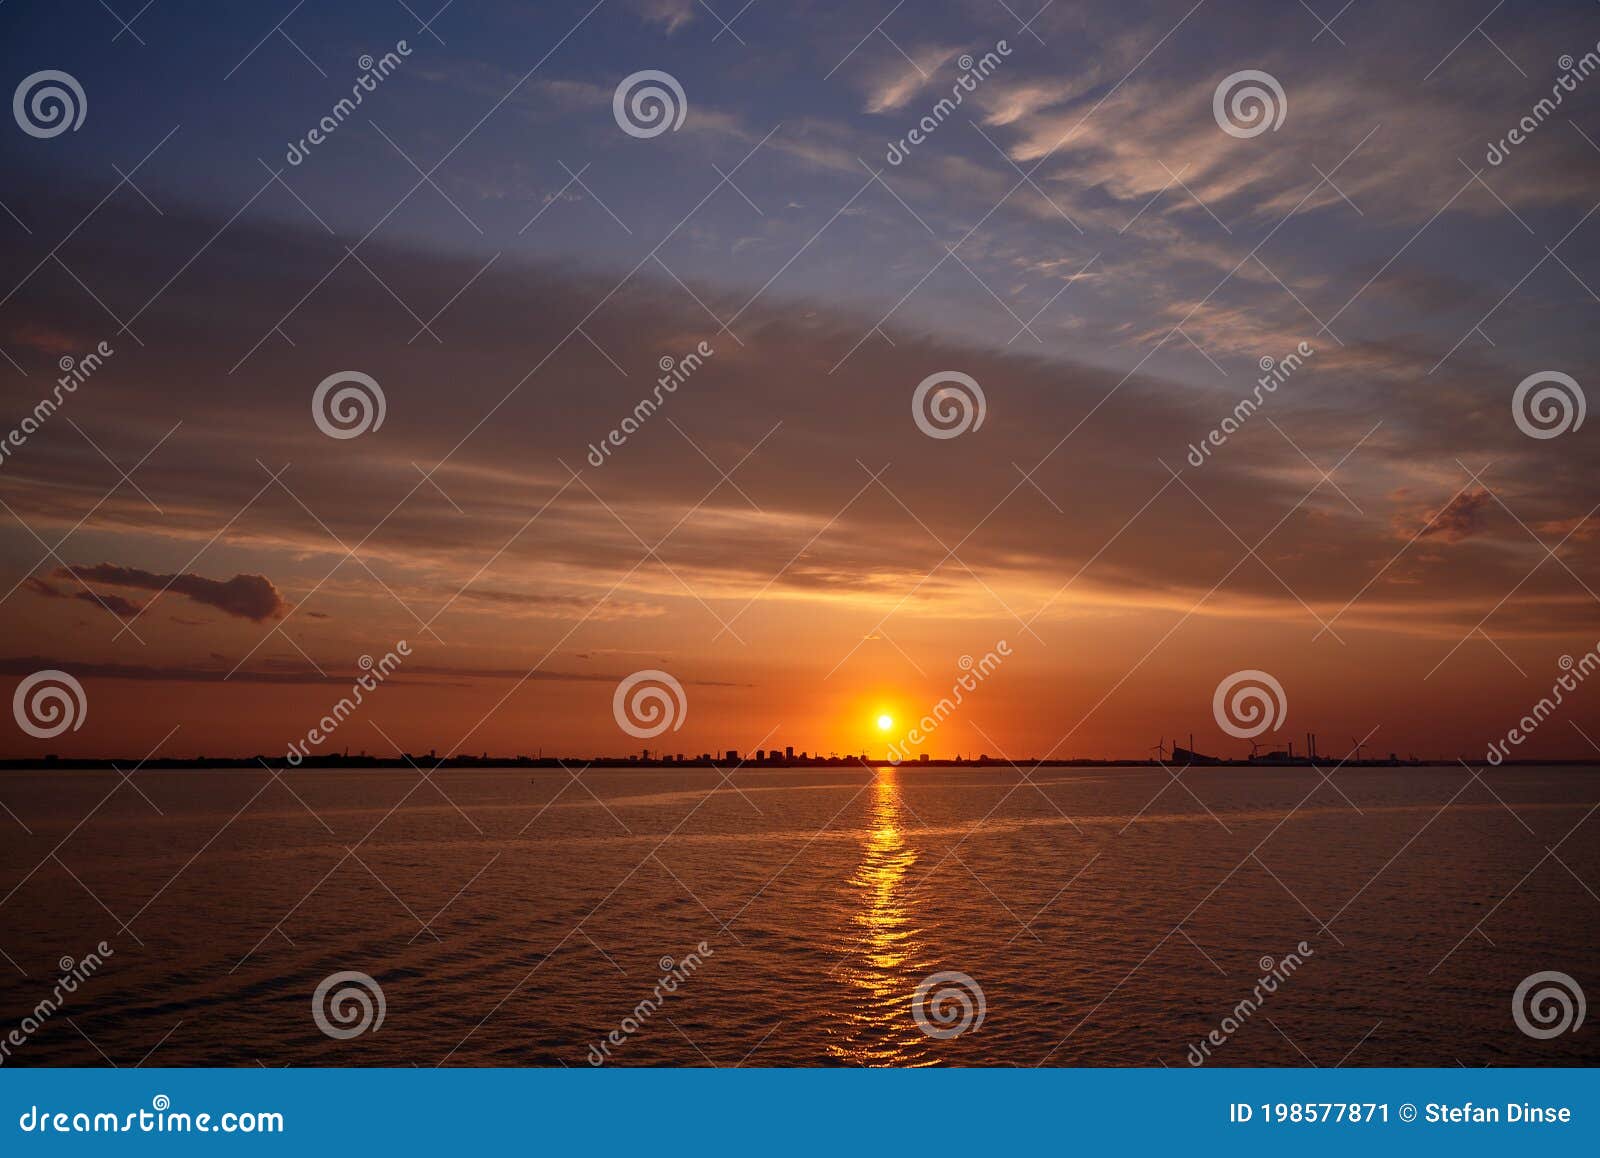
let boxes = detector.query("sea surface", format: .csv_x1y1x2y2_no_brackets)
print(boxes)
0,763,1596,1067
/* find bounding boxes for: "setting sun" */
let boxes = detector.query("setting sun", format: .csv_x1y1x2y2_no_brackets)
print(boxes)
876,714,893,731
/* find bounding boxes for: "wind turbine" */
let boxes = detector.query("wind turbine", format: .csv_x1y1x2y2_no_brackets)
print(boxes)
1149,737,1169,762
1349,736,1367,762
1248,739,1262,760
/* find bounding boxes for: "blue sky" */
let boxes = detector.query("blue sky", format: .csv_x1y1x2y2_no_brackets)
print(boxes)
9,0,1600,381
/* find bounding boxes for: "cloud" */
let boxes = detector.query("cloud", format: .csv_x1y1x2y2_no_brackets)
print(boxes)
0,655,745,688
24,576,144,618
861,46,962,114
631,0,696,33
0,172,1592,647
456,588,665,620
1415,489,1495,543
57,564,290,622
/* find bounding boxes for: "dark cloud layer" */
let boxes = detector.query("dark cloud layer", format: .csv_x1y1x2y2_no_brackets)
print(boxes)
58,564,289,622
0,182,1592,646
24,576,143,618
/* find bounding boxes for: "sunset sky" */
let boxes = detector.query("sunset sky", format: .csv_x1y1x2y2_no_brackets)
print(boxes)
2,0,1600,761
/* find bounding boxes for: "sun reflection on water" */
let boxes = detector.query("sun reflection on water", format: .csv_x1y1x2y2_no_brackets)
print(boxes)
830,767,935,1066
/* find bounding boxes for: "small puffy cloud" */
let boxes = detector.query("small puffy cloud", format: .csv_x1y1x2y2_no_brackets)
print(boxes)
632,0,696,33
1415,489,1495,543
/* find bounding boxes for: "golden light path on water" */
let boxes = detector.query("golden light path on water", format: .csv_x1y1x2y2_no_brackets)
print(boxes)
830,767,936,1066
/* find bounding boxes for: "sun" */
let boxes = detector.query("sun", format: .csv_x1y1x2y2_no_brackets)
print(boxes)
876,714,894,732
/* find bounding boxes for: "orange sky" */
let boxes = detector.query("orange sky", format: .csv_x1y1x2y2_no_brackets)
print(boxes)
4,0,1600,763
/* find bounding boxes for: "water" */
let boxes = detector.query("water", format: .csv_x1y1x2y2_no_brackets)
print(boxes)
0,764,1595,1067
